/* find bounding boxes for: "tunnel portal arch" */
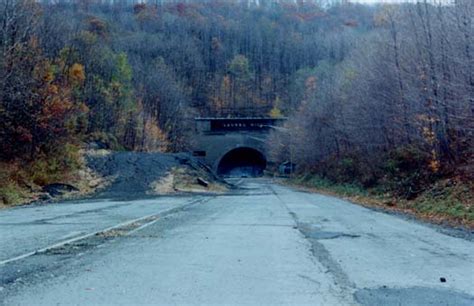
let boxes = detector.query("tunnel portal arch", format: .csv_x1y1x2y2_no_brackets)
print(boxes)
217,147,267,177
193,117,286,176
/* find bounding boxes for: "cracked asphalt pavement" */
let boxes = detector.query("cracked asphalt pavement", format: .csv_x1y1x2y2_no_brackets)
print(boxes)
0,179,473,305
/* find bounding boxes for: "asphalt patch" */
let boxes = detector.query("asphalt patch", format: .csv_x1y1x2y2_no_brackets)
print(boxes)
354,286,474,306
293,222,356,292
305,231,360,240
297,223,360,240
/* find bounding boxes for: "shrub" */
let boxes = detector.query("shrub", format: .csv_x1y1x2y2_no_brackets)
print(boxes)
311,154,379,188
0,182,26,205
384,145,434,199
30,143,81,185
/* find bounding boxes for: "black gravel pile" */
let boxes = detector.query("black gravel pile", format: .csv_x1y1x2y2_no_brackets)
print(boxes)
86,152,212,200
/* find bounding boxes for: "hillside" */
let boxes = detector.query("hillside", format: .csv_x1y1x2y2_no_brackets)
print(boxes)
1,0,472,225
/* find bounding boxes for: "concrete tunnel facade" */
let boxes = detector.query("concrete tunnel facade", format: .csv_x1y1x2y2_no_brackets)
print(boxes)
191,117,286,176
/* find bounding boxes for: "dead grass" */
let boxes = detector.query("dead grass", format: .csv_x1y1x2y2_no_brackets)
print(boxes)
150,172,176,194
64,151,113,199
149,166,227,195
84,148,111,157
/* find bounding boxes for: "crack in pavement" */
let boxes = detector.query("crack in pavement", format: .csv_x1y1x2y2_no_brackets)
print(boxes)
268,184,357,304
188,223,294,227
0,202,133,226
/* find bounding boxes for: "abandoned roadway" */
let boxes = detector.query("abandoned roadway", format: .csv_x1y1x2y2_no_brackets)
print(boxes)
0,179,473,305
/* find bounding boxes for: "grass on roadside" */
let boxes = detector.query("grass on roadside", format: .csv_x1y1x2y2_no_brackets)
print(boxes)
404,180,474,226
288,174,473,228
293,174,368,197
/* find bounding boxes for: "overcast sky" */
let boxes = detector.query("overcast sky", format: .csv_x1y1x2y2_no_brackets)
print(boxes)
348,0,449,3
352,0,406,2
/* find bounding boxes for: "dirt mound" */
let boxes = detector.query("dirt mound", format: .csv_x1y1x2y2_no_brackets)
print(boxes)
87,152,224,199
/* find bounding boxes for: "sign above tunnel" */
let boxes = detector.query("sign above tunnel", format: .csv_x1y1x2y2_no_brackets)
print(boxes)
195,117,286,133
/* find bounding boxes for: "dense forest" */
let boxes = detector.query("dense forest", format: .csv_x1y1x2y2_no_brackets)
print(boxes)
1,0,473,219
268,0,473,199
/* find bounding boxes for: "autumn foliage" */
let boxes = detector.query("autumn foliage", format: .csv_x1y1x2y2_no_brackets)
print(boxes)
0,1,472,210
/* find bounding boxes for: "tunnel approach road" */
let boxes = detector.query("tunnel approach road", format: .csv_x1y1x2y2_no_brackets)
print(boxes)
0,179,473,305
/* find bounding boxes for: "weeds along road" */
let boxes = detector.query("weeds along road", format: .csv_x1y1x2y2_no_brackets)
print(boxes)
0,179,473,305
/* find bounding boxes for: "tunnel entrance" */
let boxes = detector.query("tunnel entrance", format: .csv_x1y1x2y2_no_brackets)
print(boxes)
217,147,267,177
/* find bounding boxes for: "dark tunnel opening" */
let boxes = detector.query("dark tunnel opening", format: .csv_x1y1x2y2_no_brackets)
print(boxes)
217,147,267,177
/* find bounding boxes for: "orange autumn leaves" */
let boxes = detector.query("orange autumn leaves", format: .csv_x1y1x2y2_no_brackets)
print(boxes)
29,59,88,141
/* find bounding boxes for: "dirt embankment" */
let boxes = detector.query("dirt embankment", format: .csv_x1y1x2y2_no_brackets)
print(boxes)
0,150,227,208
0,150,108,208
